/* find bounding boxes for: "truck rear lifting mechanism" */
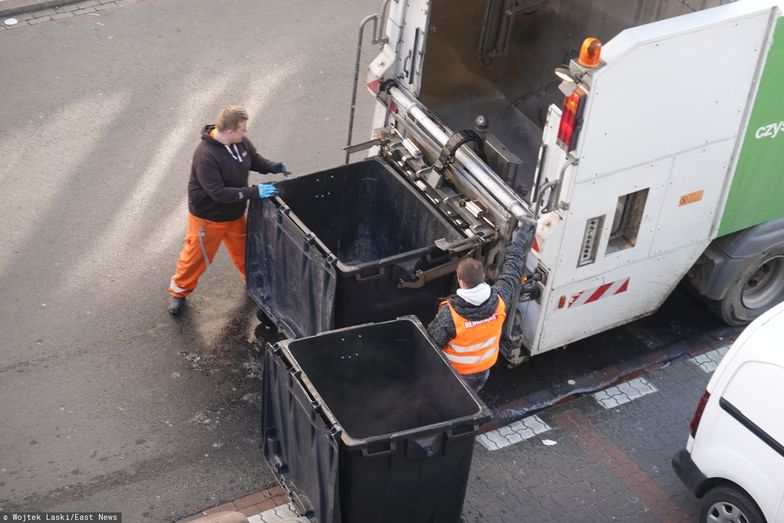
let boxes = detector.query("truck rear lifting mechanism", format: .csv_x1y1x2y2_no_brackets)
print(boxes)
345,0,784,364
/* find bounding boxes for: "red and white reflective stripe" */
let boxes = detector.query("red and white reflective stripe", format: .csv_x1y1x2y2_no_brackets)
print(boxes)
568,277,629,308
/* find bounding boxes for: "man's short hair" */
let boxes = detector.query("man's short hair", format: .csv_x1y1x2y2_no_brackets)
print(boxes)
456,258,485,289
215,105,249,132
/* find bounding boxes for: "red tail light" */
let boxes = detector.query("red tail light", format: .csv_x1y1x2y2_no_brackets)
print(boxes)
689,390,711,438
557,91,584,151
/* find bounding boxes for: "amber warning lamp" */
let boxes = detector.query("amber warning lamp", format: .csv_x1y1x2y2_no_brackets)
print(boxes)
578,37,602,68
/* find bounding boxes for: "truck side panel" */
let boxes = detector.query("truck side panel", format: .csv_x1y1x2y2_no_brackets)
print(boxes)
529,5,774,353
718,16,784,236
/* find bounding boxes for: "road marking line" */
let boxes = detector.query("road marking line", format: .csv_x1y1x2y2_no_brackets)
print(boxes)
476,415,552,451
593,377,658,409
553,409,689,522
689,346,730,374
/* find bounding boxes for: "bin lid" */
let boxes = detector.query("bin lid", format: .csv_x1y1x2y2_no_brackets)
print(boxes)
274,317,491,445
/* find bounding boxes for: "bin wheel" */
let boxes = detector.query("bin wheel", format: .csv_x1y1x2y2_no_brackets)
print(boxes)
254,321,280,346
713,244,784,325
699,484,764,523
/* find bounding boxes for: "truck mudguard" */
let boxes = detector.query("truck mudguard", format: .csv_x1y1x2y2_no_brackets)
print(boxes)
692,217,784,301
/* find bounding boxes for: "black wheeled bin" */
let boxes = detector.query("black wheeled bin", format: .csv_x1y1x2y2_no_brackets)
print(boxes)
246,158,470,338
262,317,491,523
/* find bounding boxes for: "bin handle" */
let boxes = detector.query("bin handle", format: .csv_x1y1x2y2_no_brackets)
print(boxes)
398,258,461,289
355,266,385,282
434,235,484,254
361,441,396,458
398,249,476,289
446,424,477,440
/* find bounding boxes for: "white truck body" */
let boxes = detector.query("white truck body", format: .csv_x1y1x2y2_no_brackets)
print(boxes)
523,3,776,354
360,0,784,362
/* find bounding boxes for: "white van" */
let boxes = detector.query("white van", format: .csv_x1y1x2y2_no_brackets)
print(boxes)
673,301,784,523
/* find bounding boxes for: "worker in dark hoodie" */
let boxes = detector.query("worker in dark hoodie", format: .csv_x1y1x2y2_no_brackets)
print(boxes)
167,105,289,316
427,221,534,391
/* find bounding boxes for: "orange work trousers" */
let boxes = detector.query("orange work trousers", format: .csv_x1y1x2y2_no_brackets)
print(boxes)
168,213,246,298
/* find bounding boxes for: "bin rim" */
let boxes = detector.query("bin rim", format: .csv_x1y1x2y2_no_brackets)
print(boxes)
271,157,472,274
271,316,492,449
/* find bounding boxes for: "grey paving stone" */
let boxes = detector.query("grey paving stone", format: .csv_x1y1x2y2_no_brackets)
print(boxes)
689,346,729,373
594,377,658,409
477,414,552,451
6,12,33,21
463,355,713,521
54,4,78,12
577,358,709,519
467,424,650,522
30,7,56,16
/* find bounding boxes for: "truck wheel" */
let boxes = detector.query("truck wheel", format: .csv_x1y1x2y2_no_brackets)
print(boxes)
717,245,784,325
699,485,764,523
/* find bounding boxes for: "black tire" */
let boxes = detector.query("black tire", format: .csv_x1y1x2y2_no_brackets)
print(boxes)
716,244,784,326
699,485,765,523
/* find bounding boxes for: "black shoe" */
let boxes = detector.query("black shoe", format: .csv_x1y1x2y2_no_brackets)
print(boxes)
168,296,186,316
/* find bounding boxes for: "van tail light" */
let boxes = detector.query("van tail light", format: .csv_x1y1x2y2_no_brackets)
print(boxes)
557,91,584,151
689,389,711,438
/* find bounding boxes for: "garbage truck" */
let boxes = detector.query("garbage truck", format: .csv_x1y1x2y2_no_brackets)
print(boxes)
249,0,784,366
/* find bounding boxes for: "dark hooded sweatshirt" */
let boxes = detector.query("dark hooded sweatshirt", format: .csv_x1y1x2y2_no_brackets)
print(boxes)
188,124,277,222
427,226,530,350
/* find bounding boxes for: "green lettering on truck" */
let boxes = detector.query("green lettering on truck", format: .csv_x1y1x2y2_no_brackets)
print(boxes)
719,16,784,236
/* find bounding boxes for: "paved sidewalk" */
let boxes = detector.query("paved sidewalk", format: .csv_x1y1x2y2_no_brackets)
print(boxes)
1,0,79,18
0,0,135,26
461,343,733,522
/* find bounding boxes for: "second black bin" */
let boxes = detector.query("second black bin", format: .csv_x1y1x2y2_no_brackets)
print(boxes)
262,317,491,523
246,157,468,337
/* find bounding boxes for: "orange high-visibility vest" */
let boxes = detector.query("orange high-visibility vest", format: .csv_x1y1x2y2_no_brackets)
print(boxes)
442,296,506,375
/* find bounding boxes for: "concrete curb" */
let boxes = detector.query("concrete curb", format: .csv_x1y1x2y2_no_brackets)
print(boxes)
0,0,80,17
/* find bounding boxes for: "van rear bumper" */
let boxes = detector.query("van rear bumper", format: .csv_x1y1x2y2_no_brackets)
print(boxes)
672,448,707,495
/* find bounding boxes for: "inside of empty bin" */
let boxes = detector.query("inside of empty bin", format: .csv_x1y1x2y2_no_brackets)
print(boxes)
277,159,461,266
288,319,480,440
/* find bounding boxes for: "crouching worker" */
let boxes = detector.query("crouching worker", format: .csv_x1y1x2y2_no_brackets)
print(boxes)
427,221,535,392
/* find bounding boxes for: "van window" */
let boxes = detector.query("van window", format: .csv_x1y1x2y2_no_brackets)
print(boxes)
723,361,784,446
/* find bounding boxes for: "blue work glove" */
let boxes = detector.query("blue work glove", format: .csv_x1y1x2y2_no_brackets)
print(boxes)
512,219,536,244
258,183,278,199
271,162,291,176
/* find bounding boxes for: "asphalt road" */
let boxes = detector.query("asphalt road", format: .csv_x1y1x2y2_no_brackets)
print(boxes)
0,2,745,522
0,0,378,520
